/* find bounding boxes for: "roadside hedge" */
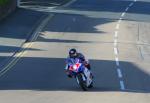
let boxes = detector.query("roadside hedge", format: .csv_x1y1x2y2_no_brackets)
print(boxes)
0,0,9,6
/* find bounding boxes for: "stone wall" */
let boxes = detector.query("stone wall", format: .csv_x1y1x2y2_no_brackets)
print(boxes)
0,0,17,20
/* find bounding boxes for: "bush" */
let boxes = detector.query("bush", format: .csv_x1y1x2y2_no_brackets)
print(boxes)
0,0,9,6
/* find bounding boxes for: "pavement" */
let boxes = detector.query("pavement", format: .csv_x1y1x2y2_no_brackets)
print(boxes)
0,0,150,103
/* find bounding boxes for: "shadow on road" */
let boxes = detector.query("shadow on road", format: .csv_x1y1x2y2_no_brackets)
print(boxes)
39,14,111,34
65,0,150,15
47,0,150,22
0,57,149,93
0,45,43,53
0,0,150,94
0,8,46,39
0,7,47,65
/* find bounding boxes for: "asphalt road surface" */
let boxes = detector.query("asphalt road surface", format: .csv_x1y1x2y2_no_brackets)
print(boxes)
0,0,150,103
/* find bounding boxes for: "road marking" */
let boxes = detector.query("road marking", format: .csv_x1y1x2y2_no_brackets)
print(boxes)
118,19,122,23
117,68,123,78
0,14,54,77
114,0,136,91
125,7,129,12
114,31,118,38
116,24,120,29
114,39,117,47
120,81,125,90
115,57,119,66
63,0,77,7
0,0,77,77
129,3,134,7
121,12,125,17
119,18,123,20
114,47,118,55
114,42,117,47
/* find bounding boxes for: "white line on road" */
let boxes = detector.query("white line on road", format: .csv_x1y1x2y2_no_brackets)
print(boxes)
120,81,125,90
117,68,123,78
125,7,129,12
129,3,134,7
121,12,126,17
113,0,136,91
115,57,120,66
114,31,118,38
116,24,120,29
118,19,122,23
63,0,77,7
119,18,123,20
114,42,117,47
0,14,54,77
114,47,118,55
114,39,118,47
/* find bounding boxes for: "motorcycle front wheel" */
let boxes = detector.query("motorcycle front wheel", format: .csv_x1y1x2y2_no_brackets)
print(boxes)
76,73,87,91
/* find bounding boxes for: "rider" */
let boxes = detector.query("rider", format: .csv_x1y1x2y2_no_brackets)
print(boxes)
65,48,92,78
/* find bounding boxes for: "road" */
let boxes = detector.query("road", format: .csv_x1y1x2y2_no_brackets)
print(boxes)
0,0,150,103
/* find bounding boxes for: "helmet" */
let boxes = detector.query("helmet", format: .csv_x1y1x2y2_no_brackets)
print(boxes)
69,48,77,58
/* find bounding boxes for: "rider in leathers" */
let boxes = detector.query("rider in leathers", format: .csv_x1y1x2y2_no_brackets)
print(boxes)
65,48,92,78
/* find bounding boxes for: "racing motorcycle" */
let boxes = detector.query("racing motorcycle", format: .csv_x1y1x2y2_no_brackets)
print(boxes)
68,58,93,91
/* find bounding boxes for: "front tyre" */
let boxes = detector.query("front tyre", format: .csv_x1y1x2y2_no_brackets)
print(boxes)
76,73,87,91
88,82,93,88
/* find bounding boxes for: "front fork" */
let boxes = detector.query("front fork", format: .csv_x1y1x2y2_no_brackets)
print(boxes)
76,73,86,85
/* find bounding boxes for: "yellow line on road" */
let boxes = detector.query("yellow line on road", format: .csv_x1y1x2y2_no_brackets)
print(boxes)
0,14,54,77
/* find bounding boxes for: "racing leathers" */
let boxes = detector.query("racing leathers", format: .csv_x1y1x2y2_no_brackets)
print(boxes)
65,53,91,78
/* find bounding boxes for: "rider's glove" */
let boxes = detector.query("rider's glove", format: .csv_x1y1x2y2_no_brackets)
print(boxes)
67,74,72,78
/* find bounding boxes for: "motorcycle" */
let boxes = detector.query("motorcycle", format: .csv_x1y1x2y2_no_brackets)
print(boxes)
68,58,93,91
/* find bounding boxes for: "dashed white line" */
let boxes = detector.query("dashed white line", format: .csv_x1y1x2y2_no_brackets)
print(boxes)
129,2,134,7
114,39,118,47
117,68,123,78
63,0,77,7
114,39,117,43
115,57,120,66
125,7,129,12
114,31,118,38
120,81,125,90
114,47,118,55
114,42,117,47
121,12,126,17
119,18,123,20
114,0,136,91
116,24,120,29
118,19,122,23
0,14,54,77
